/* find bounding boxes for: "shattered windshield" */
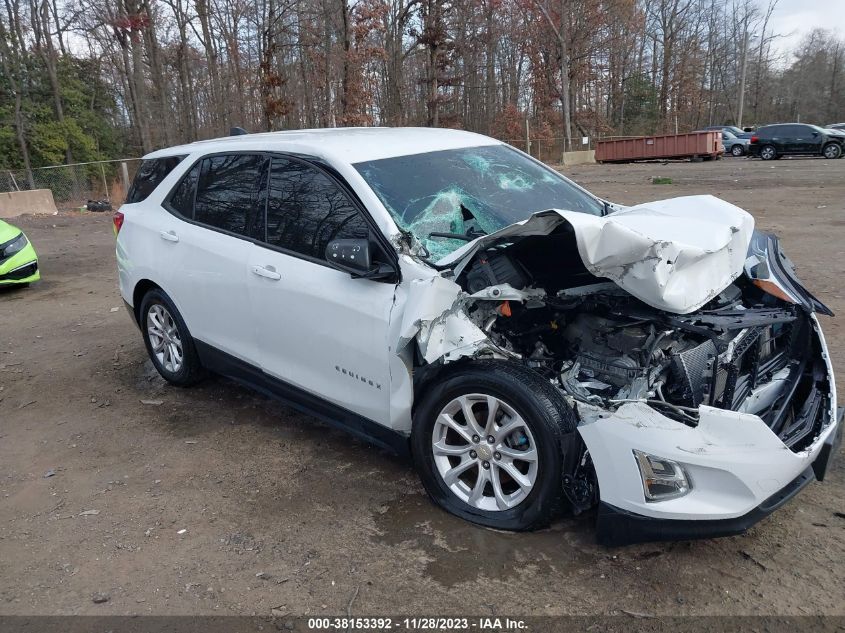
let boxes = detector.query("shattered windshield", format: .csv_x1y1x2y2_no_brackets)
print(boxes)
354,144,604,259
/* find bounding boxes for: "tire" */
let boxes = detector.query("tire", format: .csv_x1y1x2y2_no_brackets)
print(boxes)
822,143,842,159
731,144,745,156
411,359,580,531
760,144,777,160
139,288,205,386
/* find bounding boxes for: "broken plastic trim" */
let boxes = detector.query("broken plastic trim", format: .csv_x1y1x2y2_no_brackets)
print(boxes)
745,230,833,316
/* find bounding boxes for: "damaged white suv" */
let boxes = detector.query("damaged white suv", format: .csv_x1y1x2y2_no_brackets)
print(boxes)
116,128,841,545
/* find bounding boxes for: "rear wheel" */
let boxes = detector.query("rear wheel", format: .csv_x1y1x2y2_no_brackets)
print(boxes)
822,143,842,159
731,144,745,156
412,360,579,531
139,288,205,386
760,144,777,160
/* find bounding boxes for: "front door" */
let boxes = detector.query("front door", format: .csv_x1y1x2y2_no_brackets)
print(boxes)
247,156,396,426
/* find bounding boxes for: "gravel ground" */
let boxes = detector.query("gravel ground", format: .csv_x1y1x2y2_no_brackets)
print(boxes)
1,156,843,617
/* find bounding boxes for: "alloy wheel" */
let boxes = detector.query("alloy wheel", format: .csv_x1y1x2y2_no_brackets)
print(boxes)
431,394,538,512
761,146,775,160
731,144,744,156
146,304,184,373
824,144,841,159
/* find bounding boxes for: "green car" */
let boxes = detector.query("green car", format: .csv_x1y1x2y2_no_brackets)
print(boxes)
0,219,40,286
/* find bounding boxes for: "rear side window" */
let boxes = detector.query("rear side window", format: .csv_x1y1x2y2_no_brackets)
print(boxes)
126,156,185,203
194,154,269,239
167,162,200,218
265,158,369,259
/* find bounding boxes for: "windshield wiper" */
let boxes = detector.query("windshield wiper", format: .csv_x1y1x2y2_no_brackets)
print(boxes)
428,227,487,242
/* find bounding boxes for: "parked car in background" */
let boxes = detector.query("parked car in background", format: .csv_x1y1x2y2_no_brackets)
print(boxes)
827,123,845,131
719,130,749,156
115,127,839,546
823,127,845,145
748,123,844,160
0,219,40,287
702,125,752,139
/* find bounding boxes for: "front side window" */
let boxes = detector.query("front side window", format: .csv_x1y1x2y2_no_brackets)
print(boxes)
354,144,603,259
126,156,185,203
265,158,369,259
194,154,269,238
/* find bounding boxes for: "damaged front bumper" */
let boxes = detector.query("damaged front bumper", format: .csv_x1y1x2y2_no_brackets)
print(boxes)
593,406,842,546
579,347,840,546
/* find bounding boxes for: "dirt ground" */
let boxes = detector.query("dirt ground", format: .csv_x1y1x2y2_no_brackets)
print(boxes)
1,156,843,618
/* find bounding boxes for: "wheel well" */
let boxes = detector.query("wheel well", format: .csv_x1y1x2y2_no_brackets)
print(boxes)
412,357,549,417
132,279,161,324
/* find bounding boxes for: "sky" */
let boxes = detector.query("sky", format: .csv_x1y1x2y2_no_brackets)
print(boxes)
762,0,845,61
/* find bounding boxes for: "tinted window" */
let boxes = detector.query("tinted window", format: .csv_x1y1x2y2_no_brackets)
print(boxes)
167,162,200,218
194,154,269,238
126,156,185,203
265,158,369,259
760,125,785,137
784,125,808,136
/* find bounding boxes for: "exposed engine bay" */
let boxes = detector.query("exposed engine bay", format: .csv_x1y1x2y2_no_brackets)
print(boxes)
457,234,832,454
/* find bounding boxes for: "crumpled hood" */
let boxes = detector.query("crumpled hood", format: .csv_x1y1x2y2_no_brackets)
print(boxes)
438,195,755,314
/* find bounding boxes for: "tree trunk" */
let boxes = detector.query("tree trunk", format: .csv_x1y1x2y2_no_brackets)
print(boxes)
196,0,223,134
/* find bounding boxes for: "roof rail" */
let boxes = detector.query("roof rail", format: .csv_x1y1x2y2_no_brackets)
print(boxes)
230,127,249,136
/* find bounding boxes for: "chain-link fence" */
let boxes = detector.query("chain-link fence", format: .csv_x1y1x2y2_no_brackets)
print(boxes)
1,159,143,210
503,137,597,163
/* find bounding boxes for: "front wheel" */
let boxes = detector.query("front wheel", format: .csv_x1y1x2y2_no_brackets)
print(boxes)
823,143,842,159
412,360,579,531
731,144,745,156
760,144,777,160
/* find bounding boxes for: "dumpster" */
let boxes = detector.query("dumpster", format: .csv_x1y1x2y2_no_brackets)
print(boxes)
595,132,724,163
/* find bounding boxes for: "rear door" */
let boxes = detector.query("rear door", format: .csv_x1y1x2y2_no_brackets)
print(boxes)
163,153,269,363
247,156,397,426
765,125,789,153
785,125,814,154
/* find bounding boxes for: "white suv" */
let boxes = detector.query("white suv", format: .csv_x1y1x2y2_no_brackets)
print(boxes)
116,127,840,545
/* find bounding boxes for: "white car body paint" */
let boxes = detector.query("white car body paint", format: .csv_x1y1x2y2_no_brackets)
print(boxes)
440,195,756,314
118,127,839,536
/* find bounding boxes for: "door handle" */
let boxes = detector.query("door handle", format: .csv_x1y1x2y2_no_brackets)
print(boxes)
251,265,281,281
159,230,179,242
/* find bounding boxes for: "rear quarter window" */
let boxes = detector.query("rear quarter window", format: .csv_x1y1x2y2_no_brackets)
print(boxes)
165,162,201,218
126,156,186,203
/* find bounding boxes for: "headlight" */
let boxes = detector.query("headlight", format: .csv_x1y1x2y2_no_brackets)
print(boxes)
633,450,691,502
1,233,28,257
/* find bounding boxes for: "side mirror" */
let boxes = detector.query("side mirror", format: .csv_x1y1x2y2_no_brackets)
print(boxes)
325,238,398,281
326,238,371,273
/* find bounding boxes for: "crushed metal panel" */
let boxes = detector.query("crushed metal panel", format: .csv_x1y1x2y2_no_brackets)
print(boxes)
563,195,754,314
438,195,755,315
397,275,491,364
